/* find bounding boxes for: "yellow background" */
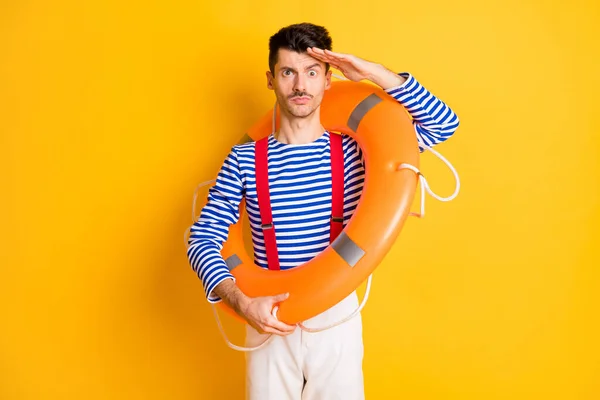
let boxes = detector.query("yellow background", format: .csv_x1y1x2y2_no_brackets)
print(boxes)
1,0,598,398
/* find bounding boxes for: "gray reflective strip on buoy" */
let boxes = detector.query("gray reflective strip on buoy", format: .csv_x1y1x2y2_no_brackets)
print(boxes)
347,93,383,132
237,133,253,145
225,254,243,271
331,231,365,267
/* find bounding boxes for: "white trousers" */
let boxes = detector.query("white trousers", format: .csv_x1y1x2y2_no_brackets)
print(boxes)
244,292,364,400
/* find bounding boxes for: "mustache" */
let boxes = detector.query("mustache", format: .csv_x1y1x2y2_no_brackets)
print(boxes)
288,92,312,99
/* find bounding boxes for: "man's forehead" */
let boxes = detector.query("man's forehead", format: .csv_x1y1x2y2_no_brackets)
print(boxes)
276,48,324,69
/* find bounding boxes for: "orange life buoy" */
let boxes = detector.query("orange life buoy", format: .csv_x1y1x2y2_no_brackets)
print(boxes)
210,80,420,325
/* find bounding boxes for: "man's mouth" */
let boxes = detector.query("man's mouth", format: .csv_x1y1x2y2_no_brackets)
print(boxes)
290,96,311,104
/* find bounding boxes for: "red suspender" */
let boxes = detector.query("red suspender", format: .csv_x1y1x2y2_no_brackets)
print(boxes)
255,133,345,271
329,132,345,243
255,137,281,271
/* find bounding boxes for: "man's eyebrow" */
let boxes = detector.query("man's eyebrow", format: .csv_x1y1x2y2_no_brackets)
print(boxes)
305,63,322,70
279,63,323,72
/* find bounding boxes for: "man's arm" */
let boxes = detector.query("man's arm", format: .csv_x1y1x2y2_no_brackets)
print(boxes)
187,147,244,302
307,47,460,149
187,146,295,335
376,69,460,150
212,278,248,315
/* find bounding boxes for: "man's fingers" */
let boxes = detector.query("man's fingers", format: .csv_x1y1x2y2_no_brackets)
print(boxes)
267,316,296,332
310,47,348,59
324,49,349,60
263,319,296,336
271,292,289,303
260,318,295,336
308,47,345,65
263,326,294,336
307,47,326,58
307,47,327,60
307,46,325,54
255,294,295,336
322,54,344,64
252,320,291,336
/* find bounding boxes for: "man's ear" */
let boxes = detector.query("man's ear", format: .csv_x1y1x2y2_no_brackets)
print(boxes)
325,69,332,90
266,71,274,90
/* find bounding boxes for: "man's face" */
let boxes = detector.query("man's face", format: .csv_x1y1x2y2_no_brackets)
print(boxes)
266,48,332,119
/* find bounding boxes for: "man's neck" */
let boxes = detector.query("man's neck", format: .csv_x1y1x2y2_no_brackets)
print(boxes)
274,110,326,145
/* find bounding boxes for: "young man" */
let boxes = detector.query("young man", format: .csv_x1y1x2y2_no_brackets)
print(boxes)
187,23,459,400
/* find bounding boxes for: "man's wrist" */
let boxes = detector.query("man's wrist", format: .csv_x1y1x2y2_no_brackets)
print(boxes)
233,289,251,316
214,278,246,311
367,63,407,90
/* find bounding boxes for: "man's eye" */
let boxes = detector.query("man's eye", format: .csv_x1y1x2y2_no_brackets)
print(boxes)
308,70,317,77
283,70,292,76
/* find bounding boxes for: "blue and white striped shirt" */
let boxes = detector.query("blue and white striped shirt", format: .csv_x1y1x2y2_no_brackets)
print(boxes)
187,72,459,302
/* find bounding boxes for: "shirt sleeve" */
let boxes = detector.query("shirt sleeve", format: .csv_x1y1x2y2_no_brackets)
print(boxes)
385,72,460,151
186,146,244,303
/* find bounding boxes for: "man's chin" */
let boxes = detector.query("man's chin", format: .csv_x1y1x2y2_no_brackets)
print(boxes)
287,105,314,118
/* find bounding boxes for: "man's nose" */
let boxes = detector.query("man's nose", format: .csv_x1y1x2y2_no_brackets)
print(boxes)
293,74,307,93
